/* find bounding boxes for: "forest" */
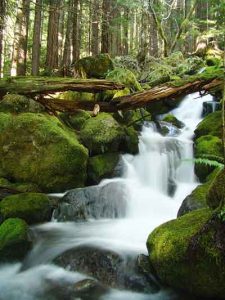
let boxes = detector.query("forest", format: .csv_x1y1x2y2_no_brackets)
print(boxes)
0,1,225,300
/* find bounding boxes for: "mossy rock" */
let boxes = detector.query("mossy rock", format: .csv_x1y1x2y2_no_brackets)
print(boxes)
194,135,223,181
97,87,130,103
206,56,222,67
0,177,40,193
162,114,184,129
206,168,225,209
178,169,220,217
60,110,91,131
0,218,31,261
0,113,88,192
106,68,142,92
79,113,138,155
0,193,52,224
147,208,225,299
60,91,95,102
75,54,114,79
0,94,44,114
87,153,120,184
194,111,222,139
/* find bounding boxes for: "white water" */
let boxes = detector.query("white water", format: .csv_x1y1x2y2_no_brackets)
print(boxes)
0,93,212,300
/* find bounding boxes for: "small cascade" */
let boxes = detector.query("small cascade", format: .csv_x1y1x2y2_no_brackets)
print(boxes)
0,92,212,300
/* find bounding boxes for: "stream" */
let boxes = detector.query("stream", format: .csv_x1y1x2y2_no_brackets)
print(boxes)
0,92,213,300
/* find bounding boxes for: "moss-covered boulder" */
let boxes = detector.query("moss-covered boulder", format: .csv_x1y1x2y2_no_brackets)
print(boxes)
87,153,120,184
194,111,222,139
0,94,44,113
206,168,225,209
60,110,91,131
162,114,184,129
0,193,52,224
194,135,223,181
80,113,139,155
147,208,225,299
0,218,31,261
106,68,142,92
0,177,40,194
0,113,88,192
75,54,114,79
60,91,95,102
178,169,219,217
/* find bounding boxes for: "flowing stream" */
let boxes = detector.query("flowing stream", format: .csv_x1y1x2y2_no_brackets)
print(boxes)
0,93,213,300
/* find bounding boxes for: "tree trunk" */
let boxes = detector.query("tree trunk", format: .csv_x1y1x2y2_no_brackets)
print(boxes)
31,0,42,75
122,6,129,55
62,0,73,73
72,0,82,62
149,9,158,56
91,0,100,56
0,0,5,77
101,0,111,53
46,0,61,72
195,0,208,32
58,7,65,66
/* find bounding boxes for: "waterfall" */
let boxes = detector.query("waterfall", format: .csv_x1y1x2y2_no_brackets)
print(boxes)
0,92,212,300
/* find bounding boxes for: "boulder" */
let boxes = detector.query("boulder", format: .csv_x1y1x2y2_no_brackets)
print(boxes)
54,181,127,221
75,54,114,79
0,218,31,261
60,91,95,102
79,113,138,155
60,110,91,131
55,246,159,293
0,113,88,192
87,153,120,184
0,94,44,113
207,168,225,209
0,193,52,224
162,114,184,129
147,208,225,299
194,111,222,139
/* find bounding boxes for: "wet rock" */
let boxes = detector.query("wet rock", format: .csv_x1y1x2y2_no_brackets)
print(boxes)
162,114,184,129
53,181,128,221
55,246,160,294
203,101,221,117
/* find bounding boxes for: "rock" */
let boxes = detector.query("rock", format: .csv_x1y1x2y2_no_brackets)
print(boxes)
79,113,138,155
203,101,221,116
0,94,44,113
87,153,120,184
60,91,95,102
0,112,88,192
106,68,142,92
0,218,31,261
147,208,225,299
206,168,225,209
60,110,91,131
0,193,52,224
55,246,159,293
162,114,184,129
72,279,108,300
194,135,223,181
75,54,114,79
53,181,127,221
194,111,222,139
0,177,40,195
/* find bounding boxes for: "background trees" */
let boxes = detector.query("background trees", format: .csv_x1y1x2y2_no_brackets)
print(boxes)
0,0,223,77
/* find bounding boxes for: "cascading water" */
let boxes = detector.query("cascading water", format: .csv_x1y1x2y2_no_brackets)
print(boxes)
0,92,213,300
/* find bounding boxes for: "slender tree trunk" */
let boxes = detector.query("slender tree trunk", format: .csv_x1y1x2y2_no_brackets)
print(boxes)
122,6,129,55
32,0,42,75
46,0,61,72
195,0,208,32
101,0,110,53
149,10,158,56
58,8,65,66
0,0,5,77
72,0,82,62
62,0,73,72
91,0,100,55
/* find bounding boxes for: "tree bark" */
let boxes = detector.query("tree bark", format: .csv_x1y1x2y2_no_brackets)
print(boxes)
101,0,111,53
62,0,73,73
32,0,42,75
0,0,5,77
91,0,100,56
46,0,61,72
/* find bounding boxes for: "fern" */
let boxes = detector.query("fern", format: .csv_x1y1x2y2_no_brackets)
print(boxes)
183,158,224,169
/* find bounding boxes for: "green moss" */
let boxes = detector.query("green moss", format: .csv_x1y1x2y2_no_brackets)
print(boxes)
194,111,222,139
0,113,88,192
0,94,44,113
60,91,95,102
0,177,40,193
195,135,223,158
162,114,184,129
147,208,225,298
79,113,138,155
87,153,120,184
75,54,114,79
0,193,52,224
206,168,225,209
106,68,142,92
60,110,91,131
0,112,12,131
0,218,31,261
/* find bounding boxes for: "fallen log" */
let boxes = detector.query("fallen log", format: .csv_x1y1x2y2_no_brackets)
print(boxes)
0,77,124,98
113,78,223,110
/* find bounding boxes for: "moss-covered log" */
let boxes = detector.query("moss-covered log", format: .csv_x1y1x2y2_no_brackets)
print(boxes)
0,77,124,97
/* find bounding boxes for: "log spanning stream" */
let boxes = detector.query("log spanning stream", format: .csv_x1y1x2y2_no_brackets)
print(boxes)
0,92,213,300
